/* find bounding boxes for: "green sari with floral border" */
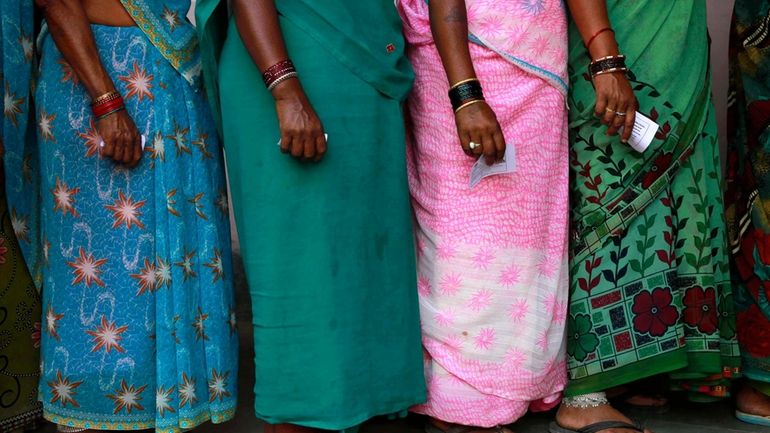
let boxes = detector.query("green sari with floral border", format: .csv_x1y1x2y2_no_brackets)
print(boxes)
566,0,740,399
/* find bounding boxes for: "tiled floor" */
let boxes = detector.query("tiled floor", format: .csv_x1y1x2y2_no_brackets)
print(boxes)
32,256,770,433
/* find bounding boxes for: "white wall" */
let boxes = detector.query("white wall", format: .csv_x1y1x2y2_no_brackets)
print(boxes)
708,0,735,154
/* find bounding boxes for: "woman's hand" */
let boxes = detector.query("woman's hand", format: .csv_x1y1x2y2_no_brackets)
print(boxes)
273,79,326,162
98,110,142,168
455,101,505,165
593,72,637,143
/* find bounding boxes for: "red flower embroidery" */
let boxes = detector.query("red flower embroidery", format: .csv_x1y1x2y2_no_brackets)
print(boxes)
682,286,718,334
641,153,673,188
632,287,678,337
737,304,770,358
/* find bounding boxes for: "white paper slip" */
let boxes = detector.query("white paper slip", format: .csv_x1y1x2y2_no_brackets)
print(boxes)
99,135,146,151
624,112,659,153
277,133,328,146
469,142,516,188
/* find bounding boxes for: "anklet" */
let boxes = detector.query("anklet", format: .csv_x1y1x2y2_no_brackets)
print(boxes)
562,392,609,408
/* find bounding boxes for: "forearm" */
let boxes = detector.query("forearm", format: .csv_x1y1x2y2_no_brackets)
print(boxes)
429,0,476,85
565,0,619,59
36,0,117,98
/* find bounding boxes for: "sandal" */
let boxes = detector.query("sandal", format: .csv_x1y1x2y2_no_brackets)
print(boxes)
736,410,770,427
548,420,644,433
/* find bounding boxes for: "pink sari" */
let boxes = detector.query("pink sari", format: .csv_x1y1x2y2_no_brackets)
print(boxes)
398,0,569,426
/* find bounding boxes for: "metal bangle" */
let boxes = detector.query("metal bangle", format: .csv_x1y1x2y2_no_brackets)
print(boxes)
267,72,299,92
454,98,485,113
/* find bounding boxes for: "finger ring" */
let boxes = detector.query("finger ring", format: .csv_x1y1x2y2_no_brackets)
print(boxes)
614,112,627,117
605,107,616,113
469,141,481,150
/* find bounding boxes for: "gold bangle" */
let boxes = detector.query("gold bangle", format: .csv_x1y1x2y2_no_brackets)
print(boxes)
591,67,629,78
92,91,121,105
454,98,485,113
449,78,480,91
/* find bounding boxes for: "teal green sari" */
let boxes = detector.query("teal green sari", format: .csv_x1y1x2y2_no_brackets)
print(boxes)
196,2,426,430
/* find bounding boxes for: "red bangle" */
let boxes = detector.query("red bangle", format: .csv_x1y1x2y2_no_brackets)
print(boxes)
585,27,614,51
92,96,124,118
262,59,297,89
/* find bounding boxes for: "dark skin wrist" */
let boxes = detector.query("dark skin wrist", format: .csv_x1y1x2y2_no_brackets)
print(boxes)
566,0,638,143
233,0,326,162
36,0,141,167
429,0,505,163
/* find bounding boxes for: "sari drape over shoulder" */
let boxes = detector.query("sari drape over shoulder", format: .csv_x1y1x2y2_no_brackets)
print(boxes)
566,0,739,398
37,1,238,431
727,0,770,392
196,1,425,430
398,0,569,426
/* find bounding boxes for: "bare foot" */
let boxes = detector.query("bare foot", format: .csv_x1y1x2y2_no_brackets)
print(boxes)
736,384,770,417
555,403,653,433
430,418,515,433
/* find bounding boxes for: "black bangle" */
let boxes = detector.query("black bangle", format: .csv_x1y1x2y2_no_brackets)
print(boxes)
589,55,628,77
449,79,484,111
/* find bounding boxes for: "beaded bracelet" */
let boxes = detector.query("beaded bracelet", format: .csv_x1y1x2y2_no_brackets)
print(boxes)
263,59,297,90
589,54,629,78
449,78,485,113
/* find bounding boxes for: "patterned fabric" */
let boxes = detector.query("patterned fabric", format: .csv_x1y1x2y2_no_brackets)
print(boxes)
0,173,42,432
727,0,770,387
1,0,41,284
398,0,569,426
566,0,739,399
0,0,43,430
119,0,201,85
36,23,237,432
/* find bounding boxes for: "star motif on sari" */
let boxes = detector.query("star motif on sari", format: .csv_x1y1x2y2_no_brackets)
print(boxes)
468,289,493,311
192,307,209,341
105,190,146,229
58,58,80,85
193,132,213,159
10,208,29,243
499,263,521,287
175,248,197,280
119,62,154,101
78,118,102,157
107,380,147,414
188,192,208,220
31,322,41,348
51,177,80,217
48,370,82,407
42,238,51,265
168,123,190,155
178,373,198,407
4,82,25,127
46,305,64,340
208,369,231,402
215,190,229,215
508,298,529,323
162,7,181,32
472,247,495,270
19,33,33,62
156,386,175,417
204,249,224,282
38,110,56,142
132,258,158,296
155,257,172,288
145,131,166,162
474,328,496,350
166,188,180,217
67,247,108,287
85,316,128,353
228,310,237,336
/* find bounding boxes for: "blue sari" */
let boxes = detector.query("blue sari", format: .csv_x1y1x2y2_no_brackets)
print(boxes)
37,2,238,431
